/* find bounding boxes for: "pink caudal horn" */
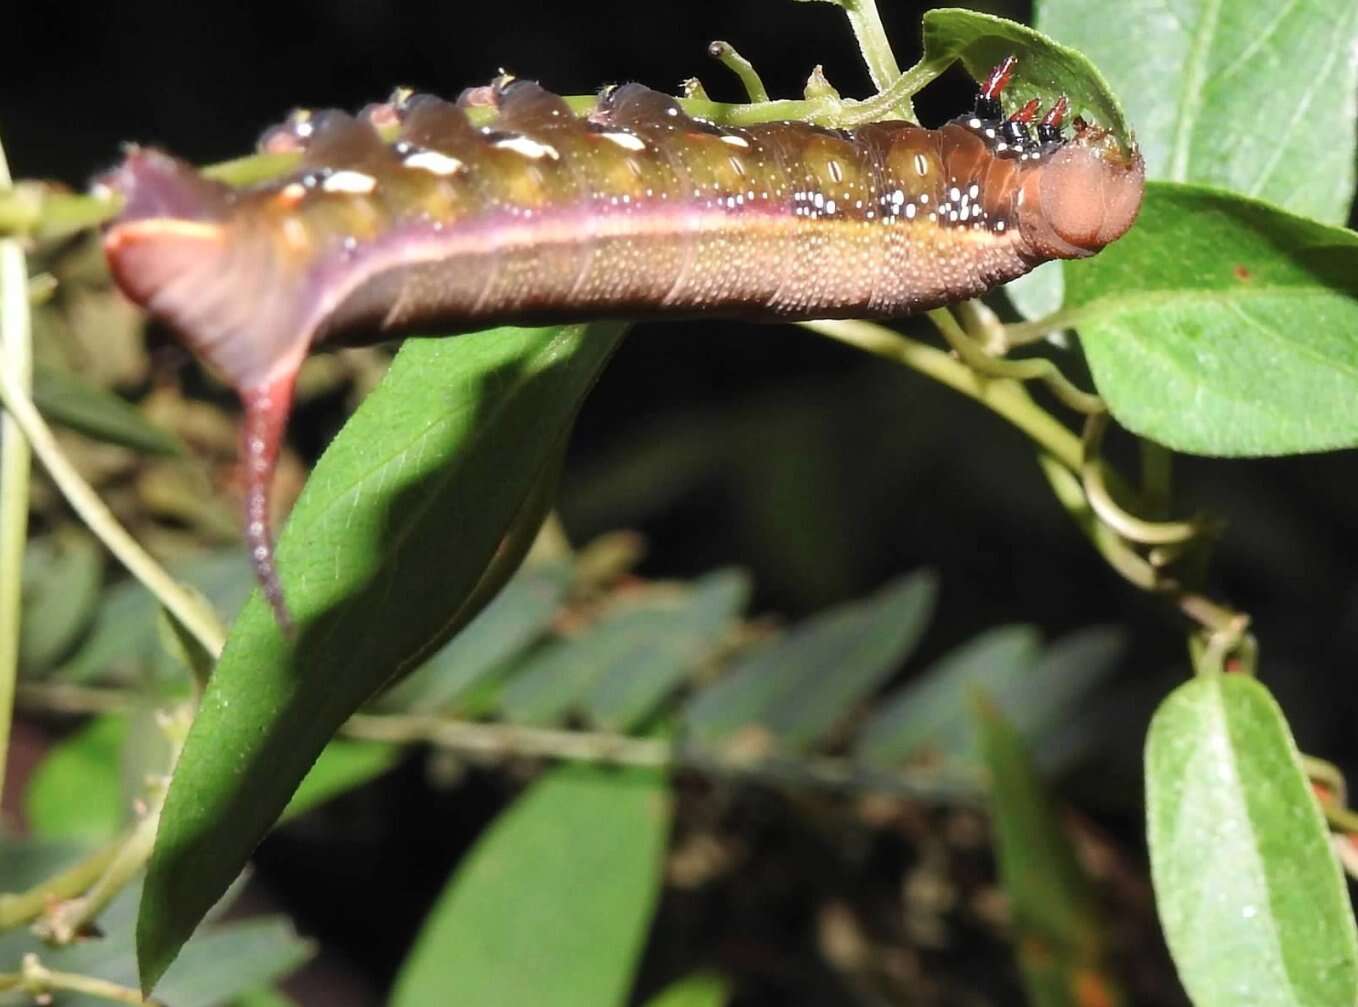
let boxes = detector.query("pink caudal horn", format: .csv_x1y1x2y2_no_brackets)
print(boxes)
102,148,306,632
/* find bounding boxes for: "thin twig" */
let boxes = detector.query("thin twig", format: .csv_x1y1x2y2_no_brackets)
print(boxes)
0,955,164,1005
928,307,1106,415
343,714,982,803
1080,413,1200,546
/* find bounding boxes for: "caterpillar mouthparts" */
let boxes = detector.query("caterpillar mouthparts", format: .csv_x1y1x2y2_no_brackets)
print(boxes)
100,59,1144,631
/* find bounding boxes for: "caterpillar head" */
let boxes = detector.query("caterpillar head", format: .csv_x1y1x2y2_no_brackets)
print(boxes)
1016,121,1146,261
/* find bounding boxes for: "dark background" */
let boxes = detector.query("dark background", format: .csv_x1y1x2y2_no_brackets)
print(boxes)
5,2,1358,1003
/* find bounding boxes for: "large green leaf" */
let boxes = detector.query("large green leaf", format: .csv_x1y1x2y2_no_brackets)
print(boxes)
1067,183,1358,455
1146,673,1358,1006
390,765,671,1007
1037,0,1357,225
137,322,625,992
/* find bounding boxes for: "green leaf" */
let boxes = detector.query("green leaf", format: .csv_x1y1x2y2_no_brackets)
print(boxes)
581,569,750,732
1146,673,1358,1006
390,765,671,1007
682,572,936,752
919,8,1133,146
1068,183,1358,455
960,625,1124,764
975,698,1121,1007
20,528,102,673
756,572,937,750
854,624,1040,768
281,739,399,821
137,322,625,993
497,600,683,728
24,715,128,842
641,972,729,1007
32,364,184,455
379,559,572,713
1036,0,1358,223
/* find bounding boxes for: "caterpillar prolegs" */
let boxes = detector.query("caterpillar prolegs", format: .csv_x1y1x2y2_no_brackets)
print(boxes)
101,58,1145,629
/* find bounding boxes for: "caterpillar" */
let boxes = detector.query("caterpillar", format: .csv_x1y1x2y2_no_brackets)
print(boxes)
100,57,1145,629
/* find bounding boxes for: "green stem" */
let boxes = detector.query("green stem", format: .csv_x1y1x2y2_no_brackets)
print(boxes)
0,131,31,813
1080,413,1199,546
1000,307,1084,346
0,371,227,659
837,0,904,100
707,41,770,103
928,307,1105,415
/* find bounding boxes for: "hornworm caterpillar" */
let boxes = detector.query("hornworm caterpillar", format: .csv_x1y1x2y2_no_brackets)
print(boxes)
100,58,1144,629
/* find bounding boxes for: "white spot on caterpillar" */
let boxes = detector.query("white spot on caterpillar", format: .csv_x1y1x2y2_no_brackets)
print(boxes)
949,186,961,203
278,181,307,204
404,149,465,176
891,189,905,206
828,159,844,183
996,220,1006,231
825,199,837,214
913,153,929,176
494,135,560,160
322,170,377,195
601,131,647,151
720,134,750,148
968,183,980,199
919,193,929,204
905,203,916,219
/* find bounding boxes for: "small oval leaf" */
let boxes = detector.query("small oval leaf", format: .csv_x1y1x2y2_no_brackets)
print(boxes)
1146,673,1358,1006
390,765,671,1007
